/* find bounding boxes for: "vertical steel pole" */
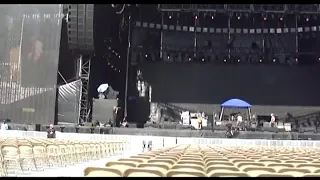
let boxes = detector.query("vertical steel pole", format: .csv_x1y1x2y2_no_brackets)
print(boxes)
160,12,164,59
193,12,198,58
295,14,299,55
228,14,231,59
124,14,132,118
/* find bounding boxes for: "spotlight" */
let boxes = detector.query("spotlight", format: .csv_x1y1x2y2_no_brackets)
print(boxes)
202,58,205,62
273,59,276,62
259,59,262,63
306,18,309,22
118,55,121,58
237,16,240,20
237,59,240,62
188,57,192,61
195,16,198,20
223,59,227,63
145,54,148,57
318,57,320,61
169,15,172,19
295,58,298,62
263,17,267,21
211,16,214,19
167,56,170,59
280,17,283,21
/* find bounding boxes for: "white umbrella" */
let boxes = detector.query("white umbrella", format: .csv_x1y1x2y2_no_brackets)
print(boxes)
97,83,109,93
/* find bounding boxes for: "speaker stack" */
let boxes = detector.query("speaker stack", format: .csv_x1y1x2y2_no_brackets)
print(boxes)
66,4,95,54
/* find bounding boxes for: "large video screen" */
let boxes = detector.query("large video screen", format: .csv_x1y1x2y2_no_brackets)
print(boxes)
0,5,62,125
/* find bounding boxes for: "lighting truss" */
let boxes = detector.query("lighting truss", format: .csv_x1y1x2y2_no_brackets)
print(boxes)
158,4,320,14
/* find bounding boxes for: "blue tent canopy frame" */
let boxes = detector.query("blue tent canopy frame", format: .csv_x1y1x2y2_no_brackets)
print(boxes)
219,98,252,121
221,98,251,108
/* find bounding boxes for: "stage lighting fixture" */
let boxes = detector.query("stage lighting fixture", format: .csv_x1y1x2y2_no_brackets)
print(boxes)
223,59,227,63
211,16,214,19
237,59,240,62
169,15,172,19
273,58,276,62
259,59,262,63
318,57,320,61
195,16,198,20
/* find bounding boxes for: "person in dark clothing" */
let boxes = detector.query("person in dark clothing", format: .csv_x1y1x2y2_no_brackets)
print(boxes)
47,124,56,138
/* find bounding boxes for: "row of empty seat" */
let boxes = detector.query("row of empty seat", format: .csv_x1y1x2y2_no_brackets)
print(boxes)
85,144,320,177
0,137,126,177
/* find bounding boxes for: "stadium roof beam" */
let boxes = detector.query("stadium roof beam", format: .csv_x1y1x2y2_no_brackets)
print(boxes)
158,4,320,14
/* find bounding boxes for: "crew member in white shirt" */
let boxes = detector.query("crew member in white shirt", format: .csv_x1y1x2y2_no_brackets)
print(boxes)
0,120,8,130
236,114,243,127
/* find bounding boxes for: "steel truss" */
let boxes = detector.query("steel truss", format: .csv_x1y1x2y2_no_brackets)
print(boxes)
158,4,320,14
78,54,91,123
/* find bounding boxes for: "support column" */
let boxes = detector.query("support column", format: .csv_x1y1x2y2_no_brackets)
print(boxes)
228,14,231,59
295,14,299,55
124,14,132,119
160,12,164,59
262,14,265,56
78,54,91,123
193,12,198,59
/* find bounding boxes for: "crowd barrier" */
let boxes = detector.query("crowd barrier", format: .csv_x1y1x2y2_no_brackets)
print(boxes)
1,130,320,149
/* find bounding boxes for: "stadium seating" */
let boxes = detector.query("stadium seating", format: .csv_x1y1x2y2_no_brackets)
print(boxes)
0,137,126,177
84,144,320,177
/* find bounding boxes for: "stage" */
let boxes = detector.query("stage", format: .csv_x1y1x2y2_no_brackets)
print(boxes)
110,127,320,140
9,122,317,141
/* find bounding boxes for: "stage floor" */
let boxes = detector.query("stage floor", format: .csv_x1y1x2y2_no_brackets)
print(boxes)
111,127,320,140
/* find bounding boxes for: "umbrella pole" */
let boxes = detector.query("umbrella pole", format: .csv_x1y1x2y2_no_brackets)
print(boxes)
219,107,224,121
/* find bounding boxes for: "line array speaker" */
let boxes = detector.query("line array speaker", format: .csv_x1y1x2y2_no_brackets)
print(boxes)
67,4,95,53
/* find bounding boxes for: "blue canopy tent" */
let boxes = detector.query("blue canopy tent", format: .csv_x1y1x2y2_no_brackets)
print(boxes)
219,98,252,121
